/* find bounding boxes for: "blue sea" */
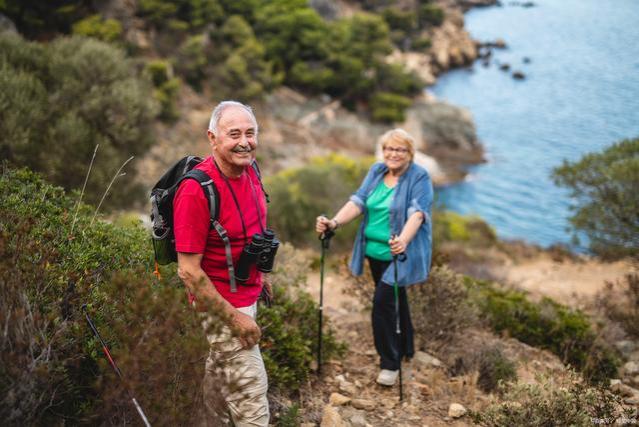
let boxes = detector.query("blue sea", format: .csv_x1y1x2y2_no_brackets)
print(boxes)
431,0,639,249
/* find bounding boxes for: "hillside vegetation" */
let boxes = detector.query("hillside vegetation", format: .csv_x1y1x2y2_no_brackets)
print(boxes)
2,0,450,122
0,166,342,424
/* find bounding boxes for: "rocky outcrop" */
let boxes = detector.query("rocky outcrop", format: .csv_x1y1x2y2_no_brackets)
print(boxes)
258,88,483,185
429,10,478,73
387,7,479,85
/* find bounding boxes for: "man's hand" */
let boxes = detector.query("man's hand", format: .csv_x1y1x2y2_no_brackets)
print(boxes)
231,310,261,349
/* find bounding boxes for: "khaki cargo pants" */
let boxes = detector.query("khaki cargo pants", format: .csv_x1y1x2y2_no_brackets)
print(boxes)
202,303,269,426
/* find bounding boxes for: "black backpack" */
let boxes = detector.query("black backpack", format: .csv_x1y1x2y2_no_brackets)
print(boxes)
150,156,219,266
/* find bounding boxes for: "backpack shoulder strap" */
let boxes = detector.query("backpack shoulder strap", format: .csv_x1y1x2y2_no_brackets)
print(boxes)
180,169,220,222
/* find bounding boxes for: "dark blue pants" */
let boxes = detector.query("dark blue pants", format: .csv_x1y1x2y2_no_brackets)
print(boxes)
368,257,414,370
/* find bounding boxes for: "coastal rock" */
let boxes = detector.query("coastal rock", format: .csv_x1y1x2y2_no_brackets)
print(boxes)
413,351,444,368
351,399,376,411
321,405,346,427
512,71,526,80
610,380,638,398
430,19,478,72
404,98,484,180
457,0,500,11
448,403,467,418
329,393,351,406
623,361,639,376
614,340,637,357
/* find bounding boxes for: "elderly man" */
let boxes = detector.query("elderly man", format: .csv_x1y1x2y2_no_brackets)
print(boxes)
174,101,271,426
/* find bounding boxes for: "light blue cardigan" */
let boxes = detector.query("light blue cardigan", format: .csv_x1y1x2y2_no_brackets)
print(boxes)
349,162,433,287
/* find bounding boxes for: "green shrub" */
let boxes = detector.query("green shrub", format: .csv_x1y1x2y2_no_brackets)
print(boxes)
476,345,518,393
137,0,225,31
265,154,373,250
0,33,158,209
375,62,424,96
412,34,432,51
472,372,633,426
258,243,345,391
72,14,122,42
467,278,619,384
409,265,478,344
382,8,416,32
174,34,209,88
418,4,445,28
370,92,412,123
145,60,181,121
0,167,227,424
433,210,497,246
552,137,639,259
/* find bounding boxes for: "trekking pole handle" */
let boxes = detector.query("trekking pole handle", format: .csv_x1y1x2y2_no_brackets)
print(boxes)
318,215,335,248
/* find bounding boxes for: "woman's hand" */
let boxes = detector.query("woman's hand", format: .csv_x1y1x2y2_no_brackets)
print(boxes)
389,235,408,255
315,215,337,234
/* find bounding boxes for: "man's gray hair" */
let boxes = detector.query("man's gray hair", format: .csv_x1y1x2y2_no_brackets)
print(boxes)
208,100,258,135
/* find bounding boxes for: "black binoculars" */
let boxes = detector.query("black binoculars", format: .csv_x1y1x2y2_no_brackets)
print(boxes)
235,229,280,282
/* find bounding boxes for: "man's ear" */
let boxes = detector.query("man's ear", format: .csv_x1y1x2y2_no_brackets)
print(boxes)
207,130,216,149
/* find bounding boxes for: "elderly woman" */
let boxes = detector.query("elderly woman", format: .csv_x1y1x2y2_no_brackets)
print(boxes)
316,128,433,386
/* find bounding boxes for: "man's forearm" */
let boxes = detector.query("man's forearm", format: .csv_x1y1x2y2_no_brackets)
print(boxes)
179,265,237,319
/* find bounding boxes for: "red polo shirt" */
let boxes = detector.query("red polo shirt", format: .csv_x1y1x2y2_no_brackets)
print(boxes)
173,157,266,308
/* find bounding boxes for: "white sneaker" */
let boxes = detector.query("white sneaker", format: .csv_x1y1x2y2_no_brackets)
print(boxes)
376,369,399,386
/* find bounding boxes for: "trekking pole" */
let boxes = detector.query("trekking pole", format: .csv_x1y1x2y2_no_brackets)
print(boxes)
392,239,407,402
317,216,335,376
82,305,152,427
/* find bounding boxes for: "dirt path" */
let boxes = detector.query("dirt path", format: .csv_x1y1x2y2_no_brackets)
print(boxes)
302,272,481,426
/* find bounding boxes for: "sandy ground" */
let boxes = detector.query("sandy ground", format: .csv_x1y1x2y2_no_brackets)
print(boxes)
490,255,636,307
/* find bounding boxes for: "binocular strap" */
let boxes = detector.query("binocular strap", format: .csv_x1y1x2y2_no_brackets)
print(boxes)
212,220,237,293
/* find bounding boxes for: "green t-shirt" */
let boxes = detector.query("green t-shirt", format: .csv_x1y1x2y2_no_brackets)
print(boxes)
364,180,395,261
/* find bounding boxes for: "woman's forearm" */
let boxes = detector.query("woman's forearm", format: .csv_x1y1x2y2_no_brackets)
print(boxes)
332,201,363,228
398,211,425,244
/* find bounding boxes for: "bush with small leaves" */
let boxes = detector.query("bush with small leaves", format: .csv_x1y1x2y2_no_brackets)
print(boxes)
370,92,412,123
265,154,373,250
72,14,122,42
0,167,228,424
598,272,639,338
409,265,478,345
467,277,620,384
472,371,633,426
476,345,518,393
0,33,158,209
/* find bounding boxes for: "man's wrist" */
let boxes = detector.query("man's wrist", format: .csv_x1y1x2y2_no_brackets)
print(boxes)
330,218,340,230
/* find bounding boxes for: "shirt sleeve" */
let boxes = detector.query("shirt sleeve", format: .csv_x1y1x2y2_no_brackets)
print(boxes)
406,172,434,223
173,179,210,254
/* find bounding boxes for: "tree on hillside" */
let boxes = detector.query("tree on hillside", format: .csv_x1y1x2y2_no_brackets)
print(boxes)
0,33,158,208
552,137,639,259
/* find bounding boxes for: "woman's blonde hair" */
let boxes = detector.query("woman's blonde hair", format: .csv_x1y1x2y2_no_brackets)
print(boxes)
379,128,416,160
